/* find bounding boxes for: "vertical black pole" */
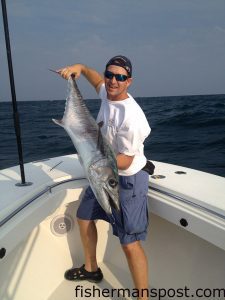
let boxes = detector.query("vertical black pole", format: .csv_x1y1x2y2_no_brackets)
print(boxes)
1,0,28,185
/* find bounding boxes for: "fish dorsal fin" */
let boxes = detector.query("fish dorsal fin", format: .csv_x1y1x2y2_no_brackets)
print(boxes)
97,121,105,153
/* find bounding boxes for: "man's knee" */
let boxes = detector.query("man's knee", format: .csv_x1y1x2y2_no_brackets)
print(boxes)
122,241,141,257
77,218,95,228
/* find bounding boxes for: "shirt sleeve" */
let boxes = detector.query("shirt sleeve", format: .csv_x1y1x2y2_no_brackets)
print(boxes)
116,119,151,156
98,83,107,100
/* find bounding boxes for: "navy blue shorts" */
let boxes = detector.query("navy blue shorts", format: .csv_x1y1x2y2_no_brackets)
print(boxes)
76,170,149,245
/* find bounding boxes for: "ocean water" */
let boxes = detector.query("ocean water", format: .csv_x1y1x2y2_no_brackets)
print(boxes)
0,94,225,177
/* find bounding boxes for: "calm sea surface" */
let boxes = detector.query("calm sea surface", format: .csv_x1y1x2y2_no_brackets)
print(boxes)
0,94,225,177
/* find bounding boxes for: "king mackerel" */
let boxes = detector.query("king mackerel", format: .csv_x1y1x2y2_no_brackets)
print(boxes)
52,75,119,215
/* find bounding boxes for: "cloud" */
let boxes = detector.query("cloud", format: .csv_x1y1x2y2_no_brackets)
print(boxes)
1,0,225,101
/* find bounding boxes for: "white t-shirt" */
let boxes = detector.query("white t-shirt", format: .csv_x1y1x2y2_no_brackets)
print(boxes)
97,84,151,176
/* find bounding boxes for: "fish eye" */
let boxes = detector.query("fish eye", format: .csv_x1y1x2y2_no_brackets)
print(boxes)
108,178,118,188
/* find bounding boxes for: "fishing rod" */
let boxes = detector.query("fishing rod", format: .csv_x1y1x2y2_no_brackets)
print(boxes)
1,0,32,186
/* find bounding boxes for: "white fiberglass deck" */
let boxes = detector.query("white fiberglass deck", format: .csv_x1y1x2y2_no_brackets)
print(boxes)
0,154,225,300
49,262,138,300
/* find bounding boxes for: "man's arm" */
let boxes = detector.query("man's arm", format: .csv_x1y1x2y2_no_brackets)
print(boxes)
116,153,134,170
57,64,104,94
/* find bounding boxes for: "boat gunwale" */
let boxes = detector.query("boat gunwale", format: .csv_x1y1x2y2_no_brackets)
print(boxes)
150,186,225,220
0,177,86,227
1,175,224,228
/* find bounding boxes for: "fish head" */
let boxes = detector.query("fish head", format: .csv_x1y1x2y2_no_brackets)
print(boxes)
88,158,119,214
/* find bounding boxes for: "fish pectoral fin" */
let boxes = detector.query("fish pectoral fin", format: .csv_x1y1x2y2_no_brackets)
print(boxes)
97,121,104,128
52,118,65,127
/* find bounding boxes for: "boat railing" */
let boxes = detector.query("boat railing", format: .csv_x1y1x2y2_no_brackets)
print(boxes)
150,186,225,220
0,177,86,227
1,178,224,229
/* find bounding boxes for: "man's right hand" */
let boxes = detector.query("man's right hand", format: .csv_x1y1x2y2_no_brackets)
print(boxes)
56,64,84,80
56,63,103,94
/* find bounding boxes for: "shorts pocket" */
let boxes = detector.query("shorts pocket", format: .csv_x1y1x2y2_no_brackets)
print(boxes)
121,194,149,235
119,175,135,190
119,173,149,235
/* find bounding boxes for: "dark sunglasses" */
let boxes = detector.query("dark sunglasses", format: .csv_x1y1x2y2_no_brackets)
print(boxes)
104,70,128,82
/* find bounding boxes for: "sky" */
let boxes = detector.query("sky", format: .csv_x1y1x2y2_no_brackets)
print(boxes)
0,0,225,101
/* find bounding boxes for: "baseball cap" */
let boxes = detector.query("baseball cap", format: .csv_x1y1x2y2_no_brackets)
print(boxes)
105,55,132,77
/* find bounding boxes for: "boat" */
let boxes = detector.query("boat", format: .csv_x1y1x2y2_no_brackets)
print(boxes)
0,154,225,300
1,2,225,299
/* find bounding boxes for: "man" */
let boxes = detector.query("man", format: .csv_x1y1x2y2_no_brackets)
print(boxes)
58,56,151,300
